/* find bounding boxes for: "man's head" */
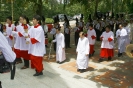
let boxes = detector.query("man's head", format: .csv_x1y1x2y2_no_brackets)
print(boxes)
89,24,93,30
119,24,123,29
105,25,111,32
33,15,41,25
79,32,85,38
6,16,12,24
56,28,61,34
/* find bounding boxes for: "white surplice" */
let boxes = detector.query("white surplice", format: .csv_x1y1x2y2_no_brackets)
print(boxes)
28,26,46,57
76,37,89,69
87,29,96,45
53,33,66,62
5,24,15,47
0,32,16,62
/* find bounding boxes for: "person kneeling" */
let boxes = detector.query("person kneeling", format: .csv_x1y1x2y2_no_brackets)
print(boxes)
76,32,90,73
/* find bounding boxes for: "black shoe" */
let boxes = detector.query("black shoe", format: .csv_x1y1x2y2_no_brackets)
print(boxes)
56,61,59,63
118,53,122,57
89,54,92,58
108,57,112,61
98,58,104,62
59,61,63,64
68,46,71,48
33,72,43,76
77,69,81,72
80,69,86,73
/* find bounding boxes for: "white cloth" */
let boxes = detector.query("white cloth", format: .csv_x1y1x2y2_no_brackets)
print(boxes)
13,24,30,50
73,27,79,32
118,28,127,53
76,37,89,69
28,26,46,57
65,28,69,34
87,29,96,45
100,31,114,49
50,28,56,35
116,29,120,48
79,22,84,27
124,26,130,45
42,24,48,33
128,23,133,41
95,23,100,30
5,24,15,47
53,33,66,62
0,32,16,62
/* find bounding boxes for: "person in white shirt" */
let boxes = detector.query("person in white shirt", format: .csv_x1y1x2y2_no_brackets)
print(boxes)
99,26,114,62
117,24,127,57
76,32,89,73
0,31,16,79
52,28,66,64
87,24,96,57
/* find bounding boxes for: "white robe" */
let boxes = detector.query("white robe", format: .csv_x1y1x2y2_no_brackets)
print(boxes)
53,33,66,62
118,28,127,53
76,37,89,69
5,24,15,47
87,29,96,45
124,26,130,46
28,26,46,57
0,32,16,62
12,24,30,51
100,31,114,49
116,29,120,48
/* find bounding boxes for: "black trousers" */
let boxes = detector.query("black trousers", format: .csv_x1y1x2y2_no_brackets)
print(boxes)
53,35,56,51
95,29,101,41
65,34,70,48
75,32,79,46
23,59,29,67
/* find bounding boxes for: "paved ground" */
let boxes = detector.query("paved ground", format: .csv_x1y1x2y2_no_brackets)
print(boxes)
0,21,133,88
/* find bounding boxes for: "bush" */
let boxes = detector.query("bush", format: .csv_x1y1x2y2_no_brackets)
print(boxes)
45,18,54,24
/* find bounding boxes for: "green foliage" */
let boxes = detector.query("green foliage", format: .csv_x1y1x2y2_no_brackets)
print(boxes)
45,18,54,24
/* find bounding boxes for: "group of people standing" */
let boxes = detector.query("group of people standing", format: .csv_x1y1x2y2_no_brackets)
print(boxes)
72,16,133,73
0,14,133,75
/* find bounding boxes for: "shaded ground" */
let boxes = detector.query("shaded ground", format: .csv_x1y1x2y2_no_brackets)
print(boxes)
43,23,133,88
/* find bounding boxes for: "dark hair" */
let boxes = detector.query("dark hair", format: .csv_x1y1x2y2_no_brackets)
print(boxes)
33,15,42,25
14,20,19,26
6,16,12,21
105,25,111,30
80,32,85,36
26,17,29,24
89,24,93,27
20,15,27,20
119,23,123,27
56,28,61,31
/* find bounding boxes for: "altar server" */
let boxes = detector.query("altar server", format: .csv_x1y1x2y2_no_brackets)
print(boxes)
76,32,89,73
87,24,96,57
52,28,66,64
26,15,45,76
99,26,114,62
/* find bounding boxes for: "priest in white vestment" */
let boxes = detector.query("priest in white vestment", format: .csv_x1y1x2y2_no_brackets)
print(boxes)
52,28,66,64
117,24,127,57
76,32,90,73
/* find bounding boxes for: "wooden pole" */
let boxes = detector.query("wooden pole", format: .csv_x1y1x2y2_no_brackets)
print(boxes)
11,0,13,22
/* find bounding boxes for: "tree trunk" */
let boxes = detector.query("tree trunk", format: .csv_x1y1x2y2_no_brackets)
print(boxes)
36,0,43,16
94,0,99,17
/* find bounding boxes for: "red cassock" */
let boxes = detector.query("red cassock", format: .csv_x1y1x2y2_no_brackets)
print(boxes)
100,37,114,58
